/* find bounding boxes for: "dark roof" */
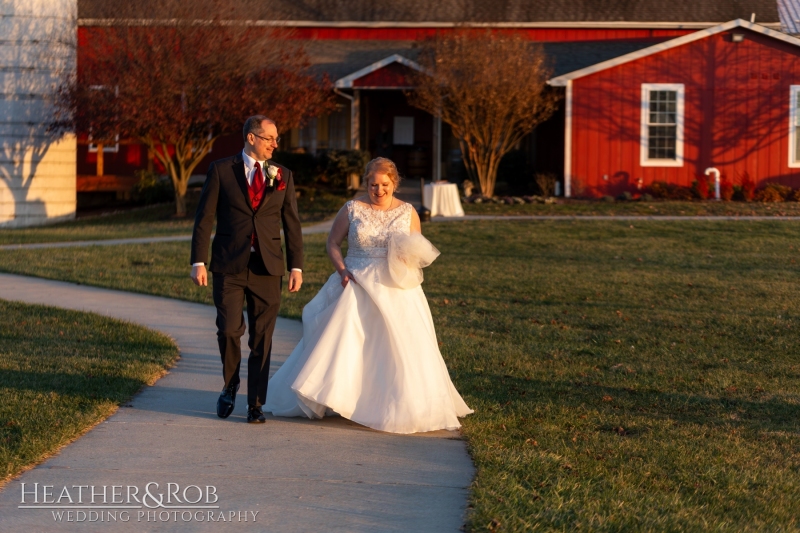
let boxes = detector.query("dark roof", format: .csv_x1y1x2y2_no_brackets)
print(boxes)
302,39,664,81
543,40,663,76
78,0,779,24
304,41,419,81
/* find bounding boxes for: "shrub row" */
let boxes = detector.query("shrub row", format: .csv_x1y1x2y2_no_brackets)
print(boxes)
648,174,800,202
463,194,557,205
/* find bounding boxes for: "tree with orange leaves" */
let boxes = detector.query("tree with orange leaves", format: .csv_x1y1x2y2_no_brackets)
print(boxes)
53,7,333,217
409,32,560,198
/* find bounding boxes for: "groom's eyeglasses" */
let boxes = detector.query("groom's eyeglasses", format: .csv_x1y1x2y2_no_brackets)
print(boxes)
252,133,281,145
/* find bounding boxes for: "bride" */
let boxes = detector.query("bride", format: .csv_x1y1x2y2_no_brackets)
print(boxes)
264,157,473,434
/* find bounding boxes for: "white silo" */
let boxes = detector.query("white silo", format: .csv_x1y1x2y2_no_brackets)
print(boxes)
0,0,76,228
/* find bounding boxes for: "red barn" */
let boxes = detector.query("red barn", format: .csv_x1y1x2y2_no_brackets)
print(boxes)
549,19,800,197
75,0,784,199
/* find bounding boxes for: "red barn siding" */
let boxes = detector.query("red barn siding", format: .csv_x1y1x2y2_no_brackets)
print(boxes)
287,27,693,42
353,62,416,88
570,28,800,197
78,26,693,46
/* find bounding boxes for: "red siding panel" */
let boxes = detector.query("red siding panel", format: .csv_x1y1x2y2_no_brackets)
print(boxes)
570,28,800,196
286,27,692,42
79,25,692,43
352,62,416,88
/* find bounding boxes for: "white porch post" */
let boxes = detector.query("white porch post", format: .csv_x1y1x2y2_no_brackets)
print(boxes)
432,115,442,181
351,90,361,150
563,80,573,198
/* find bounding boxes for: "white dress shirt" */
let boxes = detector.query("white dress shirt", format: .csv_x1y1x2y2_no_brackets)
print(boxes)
192,150,302,272
241,150,268,187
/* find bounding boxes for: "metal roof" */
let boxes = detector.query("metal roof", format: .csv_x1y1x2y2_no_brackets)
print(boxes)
548,19,800,86
78,0,780,25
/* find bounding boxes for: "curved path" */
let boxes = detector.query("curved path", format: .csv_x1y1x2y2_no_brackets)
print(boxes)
2,212,787,530
0,273,473,532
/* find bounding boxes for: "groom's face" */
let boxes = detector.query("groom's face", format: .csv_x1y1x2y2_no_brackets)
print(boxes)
247,121,279,161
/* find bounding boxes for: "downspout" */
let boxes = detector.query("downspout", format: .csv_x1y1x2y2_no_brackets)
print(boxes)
704,167,720,200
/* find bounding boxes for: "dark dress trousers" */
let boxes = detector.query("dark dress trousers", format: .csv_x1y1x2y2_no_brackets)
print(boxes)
191,153,303,407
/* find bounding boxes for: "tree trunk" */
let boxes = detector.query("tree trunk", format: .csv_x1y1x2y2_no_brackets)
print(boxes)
467,142,501,198
458,139,479,192
174,188,187,218
146,135,216,219
484,152,502,199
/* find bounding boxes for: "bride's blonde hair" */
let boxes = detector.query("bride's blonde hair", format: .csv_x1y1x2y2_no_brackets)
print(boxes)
363,157,401,189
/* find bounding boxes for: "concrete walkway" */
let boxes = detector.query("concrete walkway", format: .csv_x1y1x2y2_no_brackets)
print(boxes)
0,274,474,532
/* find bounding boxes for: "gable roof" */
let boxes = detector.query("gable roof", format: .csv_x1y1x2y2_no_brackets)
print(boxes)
548,19,800,86
305,39,660,84
78,0,779,25
333,54,423,88
304,41,419,82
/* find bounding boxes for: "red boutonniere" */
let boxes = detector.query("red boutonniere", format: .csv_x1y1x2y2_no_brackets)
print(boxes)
275,168,286,191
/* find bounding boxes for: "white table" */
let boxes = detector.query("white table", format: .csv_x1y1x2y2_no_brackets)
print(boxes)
423,182,465,217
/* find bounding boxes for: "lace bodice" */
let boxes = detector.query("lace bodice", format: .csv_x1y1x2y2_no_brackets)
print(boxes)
346,200,413,259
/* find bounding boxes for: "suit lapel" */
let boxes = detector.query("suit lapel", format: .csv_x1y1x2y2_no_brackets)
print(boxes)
231,155,253,212
256,160,278,211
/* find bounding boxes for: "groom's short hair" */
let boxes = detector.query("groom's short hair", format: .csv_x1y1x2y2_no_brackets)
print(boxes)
243,115,276,143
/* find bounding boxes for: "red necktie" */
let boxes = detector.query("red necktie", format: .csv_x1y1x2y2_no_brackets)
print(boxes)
250,162,266,250
253,161,265,194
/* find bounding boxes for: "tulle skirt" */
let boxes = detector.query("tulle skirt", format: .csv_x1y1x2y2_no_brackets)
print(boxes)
264,255,473,434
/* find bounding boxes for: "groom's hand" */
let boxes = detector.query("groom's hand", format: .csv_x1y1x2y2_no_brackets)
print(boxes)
288,270,303,293
191,265,208,287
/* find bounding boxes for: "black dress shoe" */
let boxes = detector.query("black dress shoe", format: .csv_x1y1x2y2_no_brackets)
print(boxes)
247,406,266,424
216,382,239,419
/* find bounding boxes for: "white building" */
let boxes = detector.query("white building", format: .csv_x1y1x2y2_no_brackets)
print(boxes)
0,0,76,228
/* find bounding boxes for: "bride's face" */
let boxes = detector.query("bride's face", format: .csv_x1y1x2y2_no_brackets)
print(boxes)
368,173,395,205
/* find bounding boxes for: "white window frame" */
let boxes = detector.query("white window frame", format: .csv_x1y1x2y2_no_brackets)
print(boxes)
789,85,800,168
640,83,685,167
87,85,120,153
88,133,120,153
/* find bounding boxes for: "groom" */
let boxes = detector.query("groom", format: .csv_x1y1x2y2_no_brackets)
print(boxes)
190,115,303,424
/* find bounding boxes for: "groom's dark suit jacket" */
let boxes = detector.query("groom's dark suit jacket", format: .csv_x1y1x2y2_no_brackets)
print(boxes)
190,153,303,275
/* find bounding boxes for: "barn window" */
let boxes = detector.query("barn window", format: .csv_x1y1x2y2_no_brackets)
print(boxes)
647,91,676,158
790,86,800,167
87,85,120,153
87,133,120,154
640,83,684,167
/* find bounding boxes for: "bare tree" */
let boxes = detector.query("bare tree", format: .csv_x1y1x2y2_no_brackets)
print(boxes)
52,1,334,217
409,31,560,197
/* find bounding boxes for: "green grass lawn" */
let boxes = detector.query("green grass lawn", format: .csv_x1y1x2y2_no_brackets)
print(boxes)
0,191,346,245
464,199,800,217
0,202,196,245
0,300,178,485
0,237,331,316
0,220,798,530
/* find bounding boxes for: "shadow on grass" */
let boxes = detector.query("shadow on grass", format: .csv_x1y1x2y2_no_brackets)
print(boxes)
0,368,150,402
463,372,800,433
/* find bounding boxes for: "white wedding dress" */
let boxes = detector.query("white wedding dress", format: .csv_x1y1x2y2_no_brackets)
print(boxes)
264,200,473,433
